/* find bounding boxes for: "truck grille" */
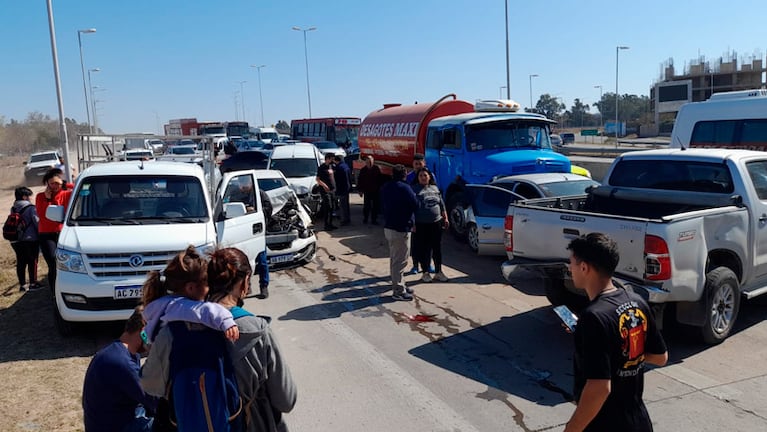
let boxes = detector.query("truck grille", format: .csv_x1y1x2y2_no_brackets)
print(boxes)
87,250,180,278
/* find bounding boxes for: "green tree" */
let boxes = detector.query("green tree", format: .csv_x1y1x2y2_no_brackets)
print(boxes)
592,93,651,125
532,93,565,120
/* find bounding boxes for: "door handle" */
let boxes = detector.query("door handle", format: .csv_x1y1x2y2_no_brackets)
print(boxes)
482,224,492,230
760,214,767,223
253,222,263,234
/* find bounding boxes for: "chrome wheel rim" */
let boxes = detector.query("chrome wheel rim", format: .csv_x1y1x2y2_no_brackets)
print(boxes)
710,282,736,335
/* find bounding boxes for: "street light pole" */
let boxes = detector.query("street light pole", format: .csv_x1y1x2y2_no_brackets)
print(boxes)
504,0,510,99
594,84,603,132
251,64,266,126
45,0,72,183
87,68,100,133
292,26,317,118
615,46,629,146
528,74,539,111
238,80,247,122
77,28,96,134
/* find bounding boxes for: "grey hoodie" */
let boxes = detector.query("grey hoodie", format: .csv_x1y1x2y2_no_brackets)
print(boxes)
11,199,39,242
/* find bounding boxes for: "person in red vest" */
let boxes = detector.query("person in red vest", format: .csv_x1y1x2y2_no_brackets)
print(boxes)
35,168,74,290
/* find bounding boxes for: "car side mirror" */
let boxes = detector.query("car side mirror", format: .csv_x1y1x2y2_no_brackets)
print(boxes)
223,202,247,219
46,205,65,223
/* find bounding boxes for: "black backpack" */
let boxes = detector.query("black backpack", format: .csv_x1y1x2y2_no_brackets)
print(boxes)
2,204,32,241
165,321,243,432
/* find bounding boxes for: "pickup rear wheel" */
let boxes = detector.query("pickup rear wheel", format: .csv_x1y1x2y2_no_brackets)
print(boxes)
700,266,740,344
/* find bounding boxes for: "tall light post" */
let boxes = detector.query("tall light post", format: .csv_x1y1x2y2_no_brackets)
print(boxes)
77,28,96,134
251,64,266,126
594,84,603,132
87,68,100,133
238,80,247,122
615,45,629,146
528,74,539,111
504,0,510,99
45,0,72,182
292,26,316,117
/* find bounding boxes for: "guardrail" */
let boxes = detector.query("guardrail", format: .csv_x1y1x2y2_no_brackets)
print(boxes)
556,142,668,158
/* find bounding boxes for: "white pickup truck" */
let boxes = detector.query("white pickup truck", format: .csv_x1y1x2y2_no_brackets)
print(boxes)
46,161,268,335
502,148,767,344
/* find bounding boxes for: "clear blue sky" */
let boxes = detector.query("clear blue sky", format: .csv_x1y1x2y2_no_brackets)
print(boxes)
2,0,766,134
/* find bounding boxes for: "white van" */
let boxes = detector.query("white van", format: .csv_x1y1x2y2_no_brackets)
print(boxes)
268,143,323,214
670,89,767,150
47,161,267,335
253,127,279,143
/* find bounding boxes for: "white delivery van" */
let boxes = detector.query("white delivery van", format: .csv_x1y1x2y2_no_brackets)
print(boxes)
670,89,767,150
47,161,267,335
253,127,279,143
268,143,323,215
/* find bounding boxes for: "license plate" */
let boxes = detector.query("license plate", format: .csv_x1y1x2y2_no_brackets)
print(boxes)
114,285,143,299
269,254,293,264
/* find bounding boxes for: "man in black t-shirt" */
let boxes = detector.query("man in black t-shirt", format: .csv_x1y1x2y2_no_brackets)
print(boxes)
316,153,337,230
564,233,668,432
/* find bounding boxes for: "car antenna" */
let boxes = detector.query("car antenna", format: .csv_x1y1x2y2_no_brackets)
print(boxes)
676,136,686,150
138,159,146,170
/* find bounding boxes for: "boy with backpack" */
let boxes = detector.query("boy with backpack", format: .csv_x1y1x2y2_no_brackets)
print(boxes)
4,187,41,291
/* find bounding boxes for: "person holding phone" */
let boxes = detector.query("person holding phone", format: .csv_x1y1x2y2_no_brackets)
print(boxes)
35,168,74,290
564,233,668,432
411,167,449,283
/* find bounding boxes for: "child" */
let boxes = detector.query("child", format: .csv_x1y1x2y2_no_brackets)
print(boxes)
10,187,41,291
142,245,238,343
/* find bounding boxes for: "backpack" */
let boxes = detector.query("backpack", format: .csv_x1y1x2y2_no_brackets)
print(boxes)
3,205,32,241
166,321,243,432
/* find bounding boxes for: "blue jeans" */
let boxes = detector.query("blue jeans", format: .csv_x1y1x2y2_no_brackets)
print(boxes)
256,251,269,288
122,406,154,432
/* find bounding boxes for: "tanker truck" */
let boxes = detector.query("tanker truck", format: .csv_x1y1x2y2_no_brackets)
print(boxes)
356,93,571,238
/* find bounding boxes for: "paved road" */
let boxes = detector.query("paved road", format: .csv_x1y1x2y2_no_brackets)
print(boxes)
245,195,767,432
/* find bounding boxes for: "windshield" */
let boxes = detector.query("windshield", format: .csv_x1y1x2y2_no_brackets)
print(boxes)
465,121,552,152
540,180,600,197
171,147,196,155
30,153,58,163
259,132,278,141
334,125,359,147
201,126,225,135
69,175,209,223
269,158,318,178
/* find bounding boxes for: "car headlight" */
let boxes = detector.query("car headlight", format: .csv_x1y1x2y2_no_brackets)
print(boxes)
196,242,216,259
56,248,86,273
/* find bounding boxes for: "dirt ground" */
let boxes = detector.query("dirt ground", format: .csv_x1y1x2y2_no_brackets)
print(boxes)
0,158,116,432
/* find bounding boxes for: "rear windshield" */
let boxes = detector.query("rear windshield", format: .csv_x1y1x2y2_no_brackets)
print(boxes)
609,159,734,193
30,153,58,163
269,158,318,178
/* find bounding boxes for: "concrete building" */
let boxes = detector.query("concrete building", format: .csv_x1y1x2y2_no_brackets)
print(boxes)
649,51,766,134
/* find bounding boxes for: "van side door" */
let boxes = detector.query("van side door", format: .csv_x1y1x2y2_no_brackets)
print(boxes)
214,171,267,271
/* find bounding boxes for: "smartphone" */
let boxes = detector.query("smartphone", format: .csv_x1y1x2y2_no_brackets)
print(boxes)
553,305,578,332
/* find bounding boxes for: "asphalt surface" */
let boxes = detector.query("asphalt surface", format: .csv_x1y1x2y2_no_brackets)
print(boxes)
246,194,767,432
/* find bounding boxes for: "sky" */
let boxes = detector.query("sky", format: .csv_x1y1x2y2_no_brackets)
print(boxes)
2,0,766,134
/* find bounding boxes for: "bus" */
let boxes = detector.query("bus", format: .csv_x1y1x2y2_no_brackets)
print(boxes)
290,117,361,148
198,121,250,138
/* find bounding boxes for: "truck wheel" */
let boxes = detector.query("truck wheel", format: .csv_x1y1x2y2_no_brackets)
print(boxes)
467,223,479,253
544,277,589,313
700,266,740,344
447,193,467,241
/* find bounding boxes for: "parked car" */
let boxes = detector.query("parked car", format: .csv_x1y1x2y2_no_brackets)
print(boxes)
560,133,576,144
549,134,563,147
24,150,61,183
121,149,155,161
268,143,324,215
237,139,266,152
459,173,599,255
157,145,202,164
313,140,346,158
252,169,316,267
219,150,269,174
147,139,166,154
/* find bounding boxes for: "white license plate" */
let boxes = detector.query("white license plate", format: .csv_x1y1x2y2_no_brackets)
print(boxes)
114,285,143,299
269,254,293,264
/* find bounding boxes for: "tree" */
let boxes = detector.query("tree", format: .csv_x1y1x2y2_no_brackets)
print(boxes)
275,120,290,134
533,93,565,120
592,93,651,125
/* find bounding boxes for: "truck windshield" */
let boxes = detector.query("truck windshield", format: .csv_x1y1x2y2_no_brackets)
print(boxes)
465,121,552,152
332,125,359,148
68,175,210,223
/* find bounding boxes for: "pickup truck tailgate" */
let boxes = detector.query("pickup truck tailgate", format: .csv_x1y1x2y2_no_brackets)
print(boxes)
511,206,648,279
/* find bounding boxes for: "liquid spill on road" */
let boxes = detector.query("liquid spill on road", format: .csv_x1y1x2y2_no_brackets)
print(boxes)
476,387,533,432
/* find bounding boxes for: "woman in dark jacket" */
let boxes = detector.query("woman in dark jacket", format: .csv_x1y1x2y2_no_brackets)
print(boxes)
10,186,40,291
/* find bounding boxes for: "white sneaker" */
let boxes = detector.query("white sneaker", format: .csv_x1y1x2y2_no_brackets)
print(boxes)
434,271,449,282
421,272,432,283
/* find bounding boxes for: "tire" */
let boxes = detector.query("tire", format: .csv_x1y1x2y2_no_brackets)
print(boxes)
53,297,75,337
700,266,740,345
447,192,467,241
467,223,479,253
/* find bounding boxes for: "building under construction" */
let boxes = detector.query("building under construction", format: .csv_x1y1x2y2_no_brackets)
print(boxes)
650,50,766,133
